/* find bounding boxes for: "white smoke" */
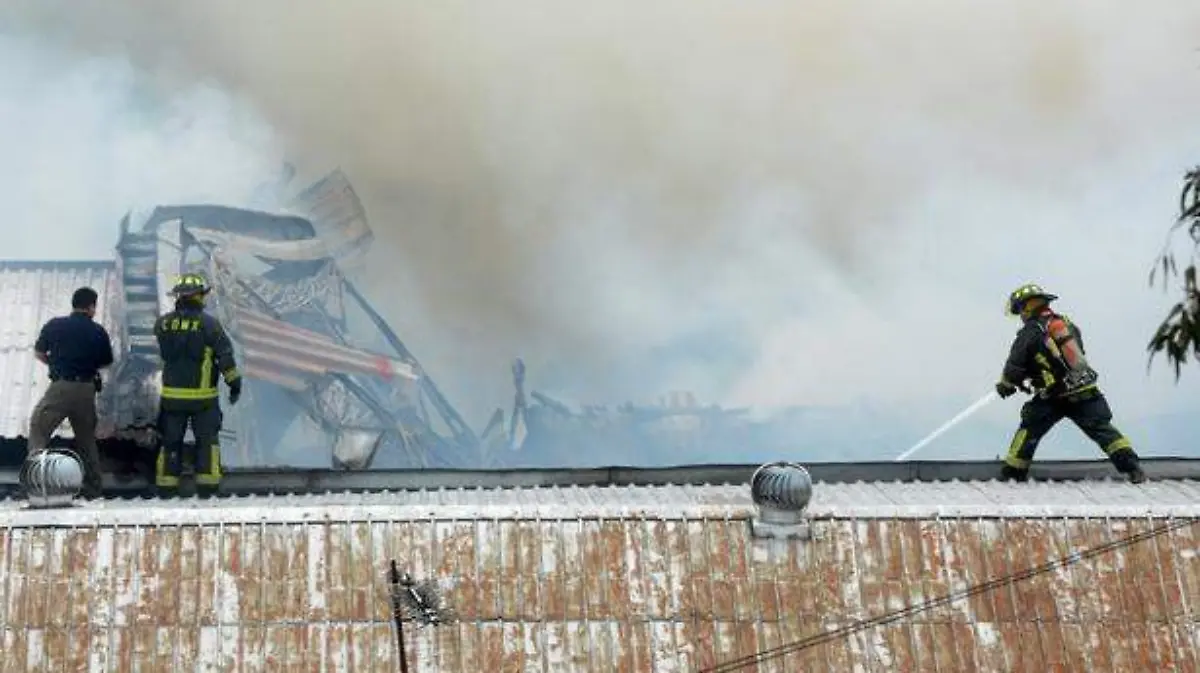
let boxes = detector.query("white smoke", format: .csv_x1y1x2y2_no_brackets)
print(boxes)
0,34,283,259
2,1,1200,459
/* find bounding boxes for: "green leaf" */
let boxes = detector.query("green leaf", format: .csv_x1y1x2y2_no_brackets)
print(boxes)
1147,166,1200,383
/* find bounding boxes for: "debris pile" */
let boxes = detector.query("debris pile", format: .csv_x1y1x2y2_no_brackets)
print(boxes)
5,169,783,476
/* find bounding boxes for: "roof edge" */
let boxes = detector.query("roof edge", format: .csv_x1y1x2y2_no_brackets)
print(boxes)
210,457,1200,492
4,457,1195,495
5,500,1200,529
0,259,116,268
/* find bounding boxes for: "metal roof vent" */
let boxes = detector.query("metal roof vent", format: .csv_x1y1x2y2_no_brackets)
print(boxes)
750,461,813,540
20,449,84,508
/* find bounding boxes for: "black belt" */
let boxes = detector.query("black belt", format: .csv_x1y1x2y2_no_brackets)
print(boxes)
50,375,95,383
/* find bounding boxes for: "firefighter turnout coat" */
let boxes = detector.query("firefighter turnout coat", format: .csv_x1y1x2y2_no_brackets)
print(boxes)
1000,310,1098,399
154,304,241,409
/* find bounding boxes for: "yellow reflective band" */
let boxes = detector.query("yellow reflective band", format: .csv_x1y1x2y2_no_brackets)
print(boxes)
1069,383,1098,396
1033,354,1056,388
155,450,179,487
1104,437,1132,454
1005,455,1031,469
1005,429,1031,469
200,346,213,391
161,386,220,400
196,443,222,485
222,368,241,382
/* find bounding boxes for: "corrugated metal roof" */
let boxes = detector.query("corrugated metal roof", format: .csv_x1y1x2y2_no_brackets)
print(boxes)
0,481,1197,671
4,478,1200,526
0,261,122,439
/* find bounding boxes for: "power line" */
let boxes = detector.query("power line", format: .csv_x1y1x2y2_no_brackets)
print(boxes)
700,516,1197,673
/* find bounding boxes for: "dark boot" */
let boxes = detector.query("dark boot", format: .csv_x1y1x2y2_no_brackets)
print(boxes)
1109,449,1145,484
80,470,104,500
1000,464,1029,482
178,471,197,498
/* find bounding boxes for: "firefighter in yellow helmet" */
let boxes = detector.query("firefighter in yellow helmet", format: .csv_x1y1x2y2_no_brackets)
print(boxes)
153,274,242,495
996,283,1145,483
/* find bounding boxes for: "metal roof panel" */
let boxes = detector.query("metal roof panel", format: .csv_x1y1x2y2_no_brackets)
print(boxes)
5,479,1200,528
0,261,122,439
0,498,1195,671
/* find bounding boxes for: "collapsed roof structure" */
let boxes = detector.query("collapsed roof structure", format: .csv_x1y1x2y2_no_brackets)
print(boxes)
109,171,486,471
1,170,491,474
0,169,809,478
0,171,1196,670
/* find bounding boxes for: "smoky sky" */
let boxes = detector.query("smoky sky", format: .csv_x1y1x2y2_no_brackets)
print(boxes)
2,0,1200,453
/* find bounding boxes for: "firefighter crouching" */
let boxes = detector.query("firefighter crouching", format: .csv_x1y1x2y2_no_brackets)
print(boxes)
154,274,242,494
995,283,1145,484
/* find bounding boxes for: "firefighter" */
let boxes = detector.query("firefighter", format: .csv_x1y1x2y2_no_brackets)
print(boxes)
995,283,1145,483
154,274,242,494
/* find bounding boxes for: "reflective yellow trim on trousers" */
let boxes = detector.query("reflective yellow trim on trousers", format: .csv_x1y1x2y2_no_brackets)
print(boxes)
1104,437,1132,454
1005,429,1031,469
156,446,220,486
155,449,179,487
160,386,219,400
196,443,222,485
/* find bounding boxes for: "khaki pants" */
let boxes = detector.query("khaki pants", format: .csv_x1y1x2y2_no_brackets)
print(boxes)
28,380,103,493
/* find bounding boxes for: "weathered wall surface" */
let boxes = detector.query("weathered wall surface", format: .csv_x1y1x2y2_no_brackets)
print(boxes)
1,512,1197,672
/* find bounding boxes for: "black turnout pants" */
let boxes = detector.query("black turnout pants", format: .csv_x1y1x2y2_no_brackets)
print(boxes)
1004,390,1138,474
155,403,223,488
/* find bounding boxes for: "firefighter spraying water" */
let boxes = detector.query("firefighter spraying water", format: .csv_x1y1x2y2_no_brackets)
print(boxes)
895,284,1147,484
994,283,1145,483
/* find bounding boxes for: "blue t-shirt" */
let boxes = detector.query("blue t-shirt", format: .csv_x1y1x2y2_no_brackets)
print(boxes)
34,313,114,380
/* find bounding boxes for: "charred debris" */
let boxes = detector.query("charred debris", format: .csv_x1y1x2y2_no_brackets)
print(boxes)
2,169,793,477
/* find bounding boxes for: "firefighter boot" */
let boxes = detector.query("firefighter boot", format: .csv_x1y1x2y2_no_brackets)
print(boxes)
178,453,197,498
155,446,183,494
999,464,1030,482
1110,449,1146,484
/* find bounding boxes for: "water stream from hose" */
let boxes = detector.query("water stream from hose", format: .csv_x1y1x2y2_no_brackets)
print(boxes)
893,390,998,461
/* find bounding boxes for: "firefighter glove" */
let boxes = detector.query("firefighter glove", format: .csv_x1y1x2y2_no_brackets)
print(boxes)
995,380,1018,399
228,378,242,405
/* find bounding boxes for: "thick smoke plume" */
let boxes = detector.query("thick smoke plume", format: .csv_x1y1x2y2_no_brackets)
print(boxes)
3,1,1200,456
0,32,283,258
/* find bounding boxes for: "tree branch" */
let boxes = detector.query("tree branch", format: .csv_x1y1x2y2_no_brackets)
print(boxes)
1147,167,1200,378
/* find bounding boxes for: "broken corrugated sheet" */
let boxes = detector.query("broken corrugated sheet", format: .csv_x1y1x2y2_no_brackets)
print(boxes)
1,483,1198,671
0,261,122,439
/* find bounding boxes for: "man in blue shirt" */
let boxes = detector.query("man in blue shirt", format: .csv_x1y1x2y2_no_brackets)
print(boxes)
29,287,115,498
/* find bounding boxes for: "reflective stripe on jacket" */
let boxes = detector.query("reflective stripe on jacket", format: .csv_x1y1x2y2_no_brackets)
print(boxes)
154,305,240,402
